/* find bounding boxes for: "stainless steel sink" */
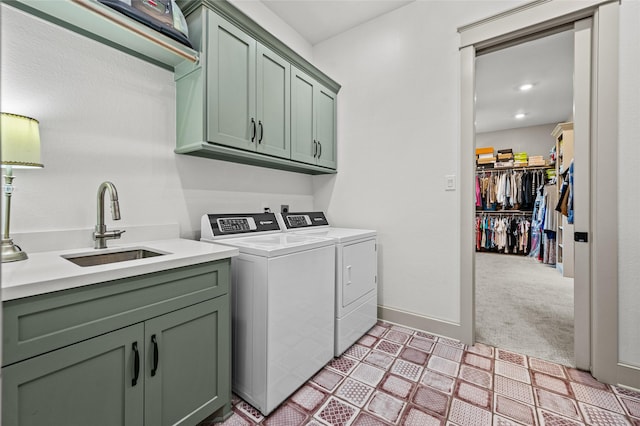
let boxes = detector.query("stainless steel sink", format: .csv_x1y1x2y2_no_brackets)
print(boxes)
62,248,166,267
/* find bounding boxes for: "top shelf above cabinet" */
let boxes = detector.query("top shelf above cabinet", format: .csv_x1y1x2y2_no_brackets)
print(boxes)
5,0,199,71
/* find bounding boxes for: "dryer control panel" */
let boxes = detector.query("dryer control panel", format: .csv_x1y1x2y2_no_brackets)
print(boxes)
280,212,329,229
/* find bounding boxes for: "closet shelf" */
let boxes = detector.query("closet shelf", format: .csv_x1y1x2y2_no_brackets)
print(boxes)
6,0,199,70
476,165,554,173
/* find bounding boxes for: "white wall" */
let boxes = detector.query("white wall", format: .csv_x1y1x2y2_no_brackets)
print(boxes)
476,123,557,159
0,4,314,249
311,0,529,325
618,0,640,368
312,0,640,369
229,0,313,62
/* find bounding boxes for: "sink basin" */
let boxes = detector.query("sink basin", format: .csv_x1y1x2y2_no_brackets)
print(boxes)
62,248,166,267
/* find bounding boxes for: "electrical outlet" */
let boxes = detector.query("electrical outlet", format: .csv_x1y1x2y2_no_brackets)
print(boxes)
281,204,289,213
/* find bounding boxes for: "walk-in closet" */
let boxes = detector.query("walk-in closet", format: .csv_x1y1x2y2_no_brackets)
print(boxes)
473,30,576,367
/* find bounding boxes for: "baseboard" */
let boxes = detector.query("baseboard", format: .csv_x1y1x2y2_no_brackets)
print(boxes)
377,305,465,342
618,362,640,390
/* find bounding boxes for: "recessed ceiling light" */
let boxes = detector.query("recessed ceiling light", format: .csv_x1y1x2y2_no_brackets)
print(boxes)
515,113,526,119
519,83,533,91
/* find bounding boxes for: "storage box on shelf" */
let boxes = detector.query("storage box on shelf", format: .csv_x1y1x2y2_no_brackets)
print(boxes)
5,0,199,70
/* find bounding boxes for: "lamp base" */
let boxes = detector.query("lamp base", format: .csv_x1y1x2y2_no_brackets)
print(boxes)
1,238,28,262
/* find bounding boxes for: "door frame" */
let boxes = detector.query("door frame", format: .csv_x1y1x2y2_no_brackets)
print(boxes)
458,0,624,385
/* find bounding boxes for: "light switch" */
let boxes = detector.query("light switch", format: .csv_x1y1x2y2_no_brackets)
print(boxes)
445,175,456,191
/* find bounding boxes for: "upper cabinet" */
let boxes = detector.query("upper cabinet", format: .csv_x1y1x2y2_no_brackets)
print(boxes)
207,15,290,159
175,1,340,174
291,68,337,169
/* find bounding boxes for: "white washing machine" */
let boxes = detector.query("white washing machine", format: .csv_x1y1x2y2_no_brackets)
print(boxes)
277,212,377,357
201,213,335,415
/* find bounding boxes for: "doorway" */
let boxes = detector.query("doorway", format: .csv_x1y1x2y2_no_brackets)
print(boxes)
457,0,624,384
473,30,576,367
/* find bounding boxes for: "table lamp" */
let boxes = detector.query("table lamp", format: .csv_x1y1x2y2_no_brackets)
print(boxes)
1,112,43,262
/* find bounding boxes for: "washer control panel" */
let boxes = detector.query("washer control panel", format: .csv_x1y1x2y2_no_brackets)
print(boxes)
217,217,257,233
201,213,280,238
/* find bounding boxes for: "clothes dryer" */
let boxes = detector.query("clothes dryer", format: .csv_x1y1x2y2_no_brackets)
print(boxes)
278,212,377,356
201,212,335,415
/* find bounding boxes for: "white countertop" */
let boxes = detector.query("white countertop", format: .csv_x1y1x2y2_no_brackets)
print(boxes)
1,239,238,301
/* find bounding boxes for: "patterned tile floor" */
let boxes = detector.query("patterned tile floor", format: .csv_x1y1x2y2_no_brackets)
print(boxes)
201,321,640,426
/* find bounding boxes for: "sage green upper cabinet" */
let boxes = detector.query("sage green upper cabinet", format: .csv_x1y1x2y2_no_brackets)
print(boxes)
185,11,291,160
257,44,291,158
291,67,337,170
208,14,257,151
175,1,340,175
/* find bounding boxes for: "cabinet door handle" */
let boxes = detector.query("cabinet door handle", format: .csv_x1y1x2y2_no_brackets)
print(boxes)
258,120,264,144
151,334,159,377
132,342,140,387
250,118,256,142
318,141,322,159
313,140,317,157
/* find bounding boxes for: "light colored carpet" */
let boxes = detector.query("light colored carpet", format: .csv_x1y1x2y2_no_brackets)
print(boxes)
475,252,574,366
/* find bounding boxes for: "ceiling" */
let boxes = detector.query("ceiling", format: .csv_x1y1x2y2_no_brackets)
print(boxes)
261,0,414,45
259,0,574,134
475,30,574,133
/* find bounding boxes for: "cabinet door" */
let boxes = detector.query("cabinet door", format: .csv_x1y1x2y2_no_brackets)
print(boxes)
315,85,337,169
207,12,256,151
256,43,290,159
144,297,230,426
291,67,317,165
2,324,144,426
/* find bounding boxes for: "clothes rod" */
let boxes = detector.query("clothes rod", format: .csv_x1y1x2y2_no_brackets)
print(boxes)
476,211,531,215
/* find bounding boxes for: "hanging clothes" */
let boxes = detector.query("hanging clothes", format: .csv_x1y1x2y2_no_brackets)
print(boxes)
475,213,532,255
476,168,550,212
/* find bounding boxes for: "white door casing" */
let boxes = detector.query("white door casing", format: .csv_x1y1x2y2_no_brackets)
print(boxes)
458,0,633,387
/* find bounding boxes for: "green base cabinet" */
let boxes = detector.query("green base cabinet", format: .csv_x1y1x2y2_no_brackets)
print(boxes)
3,324,145,426
145,297,230,426
175,0,339,175
2,260,232,426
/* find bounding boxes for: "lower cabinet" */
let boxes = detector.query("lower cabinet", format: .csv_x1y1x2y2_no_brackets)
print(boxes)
145,297,230,426
2,260,232,426
3,324,144,426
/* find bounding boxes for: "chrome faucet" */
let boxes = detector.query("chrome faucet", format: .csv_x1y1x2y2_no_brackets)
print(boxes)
93,181,125,249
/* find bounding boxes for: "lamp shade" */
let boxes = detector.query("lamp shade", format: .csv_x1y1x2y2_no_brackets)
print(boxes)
1,112,43,168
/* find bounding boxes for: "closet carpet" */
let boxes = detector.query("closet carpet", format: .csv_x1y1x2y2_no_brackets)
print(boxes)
475,251,574,367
